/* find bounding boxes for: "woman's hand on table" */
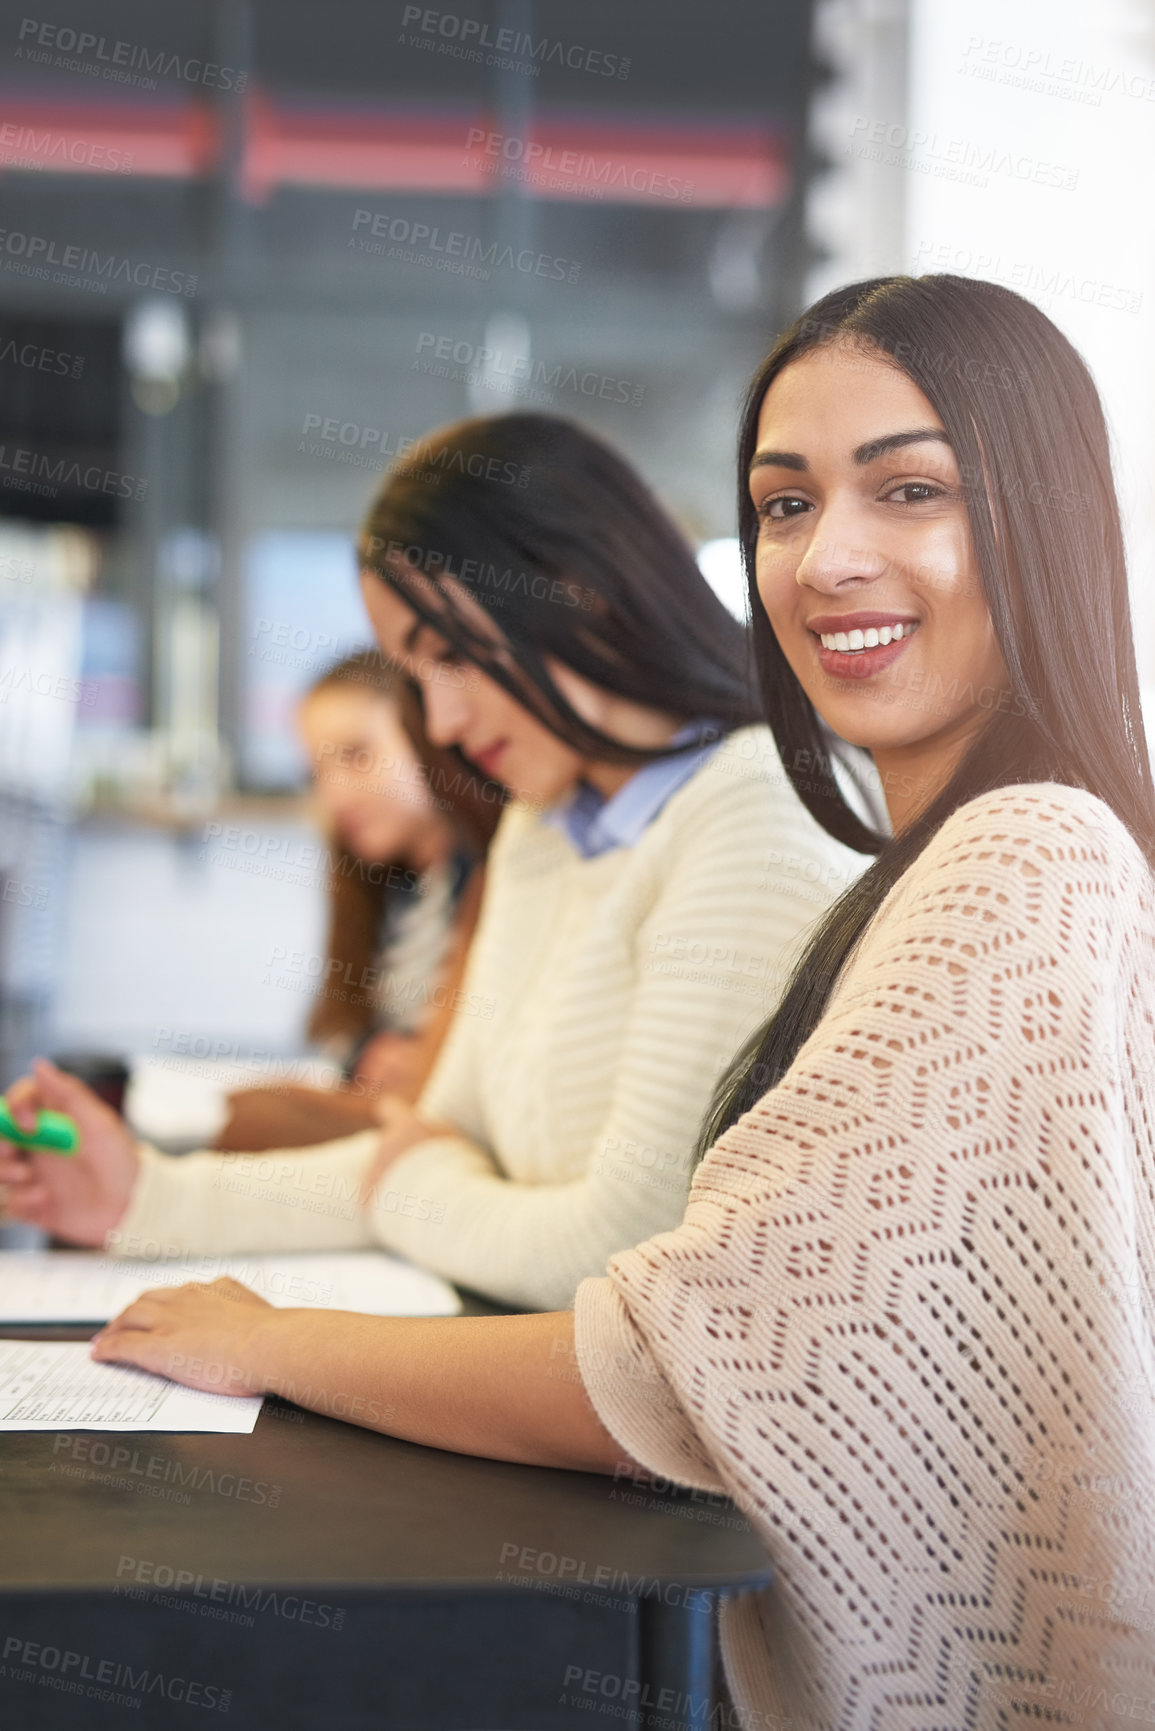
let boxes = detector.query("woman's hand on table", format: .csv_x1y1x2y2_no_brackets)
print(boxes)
91,1276,278,1396
0,1058,139,1245
93,1276,628,1475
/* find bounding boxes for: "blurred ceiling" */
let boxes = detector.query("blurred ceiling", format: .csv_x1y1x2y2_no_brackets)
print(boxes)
0,0,811,201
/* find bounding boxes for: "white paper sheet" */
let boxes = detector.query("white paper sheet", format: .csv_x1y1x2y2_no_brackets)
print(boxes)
0,1340,262,1432
126,1054,344,1148
0,1249,461,1324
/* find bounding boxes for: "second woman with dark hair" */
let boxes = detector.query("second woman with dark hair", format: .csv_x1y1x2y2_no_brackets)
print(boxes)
20,415,865,1309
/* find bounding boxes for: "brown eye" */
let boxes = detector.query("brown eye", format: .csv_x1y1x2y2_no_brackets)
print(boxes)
885,482,945,504
758,495,811,520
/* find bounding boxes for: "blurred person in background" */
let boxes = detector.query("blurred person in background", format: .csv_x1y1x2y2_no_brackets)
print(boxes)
216,649,499,1151
0,414,866,1310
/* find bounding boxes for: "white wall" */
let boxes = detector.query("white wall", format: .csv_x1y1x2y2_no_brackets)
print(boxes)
902,0,1155,681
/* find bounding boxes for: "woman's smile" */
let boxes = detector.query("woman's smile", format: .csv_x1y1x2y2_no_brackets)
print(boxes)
809,612,920,680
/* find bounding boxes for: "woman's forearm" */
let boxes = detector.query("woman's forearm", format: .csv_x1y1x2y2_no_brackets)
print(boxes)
250,1306,625,1473
214,1085,380,1151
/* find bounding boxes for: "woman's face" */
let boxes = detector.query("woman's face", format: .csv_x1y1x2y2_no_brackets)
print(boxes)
359,573,587,806
749,340,1010,810
298,685,440,863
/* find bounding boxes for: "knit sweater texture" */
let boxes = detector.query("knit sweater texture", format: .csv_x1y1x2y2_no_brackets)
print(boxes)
115,727,866,1309
575,783,1155,1730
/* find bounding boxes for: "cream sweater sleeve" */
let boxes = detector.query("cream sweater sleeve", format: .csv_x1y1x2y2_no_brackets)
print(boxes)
574,784,1155,1730
110,1132,380,1258
358,765,857,1310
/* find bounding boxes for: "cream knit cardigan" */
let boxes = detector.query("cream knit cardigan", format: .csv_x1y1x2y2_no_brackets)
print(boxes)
576,784,1155,1731
114,727,866,1310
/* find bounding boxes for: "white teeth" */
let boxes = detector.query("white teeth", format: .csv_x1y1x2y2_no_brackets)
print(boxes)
817,621,916,653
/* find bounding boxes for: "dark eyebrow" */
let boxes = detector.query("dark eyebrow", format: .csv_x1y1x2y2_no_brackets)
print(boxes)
749,448,808,474
853,427,951,465
749,427,952,478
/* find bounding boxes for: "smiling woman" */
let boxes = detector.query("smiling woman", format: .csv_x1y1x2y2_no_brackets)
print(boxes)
700,270,1155,1141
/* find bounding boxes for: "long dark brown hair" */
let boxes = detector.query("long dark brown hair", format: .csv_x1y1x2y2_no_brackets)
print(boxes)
304,650,502,1049
357,412,760,764
701,273,1155,1148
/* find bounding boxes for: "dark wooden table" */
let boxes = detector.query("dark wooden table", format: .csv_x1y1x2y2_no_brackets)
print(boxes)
0,1303,772,1730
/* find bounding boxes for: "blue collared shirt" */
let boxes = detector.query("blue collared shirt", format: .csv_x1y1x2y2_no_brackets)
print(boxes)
543,721,726,860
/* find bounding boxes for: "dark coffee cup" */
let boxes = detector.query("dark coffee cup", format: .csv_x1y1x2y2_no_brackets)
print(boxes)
49,1051,131,1115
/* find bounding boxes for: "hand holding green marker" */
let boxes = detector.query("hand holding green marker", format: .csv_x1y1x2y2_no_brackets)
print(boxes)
0,1096,80,1155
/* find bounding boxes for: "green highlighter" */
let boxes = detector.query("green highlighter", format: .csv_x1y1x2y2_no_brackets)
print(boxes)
0,1098,80,1155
